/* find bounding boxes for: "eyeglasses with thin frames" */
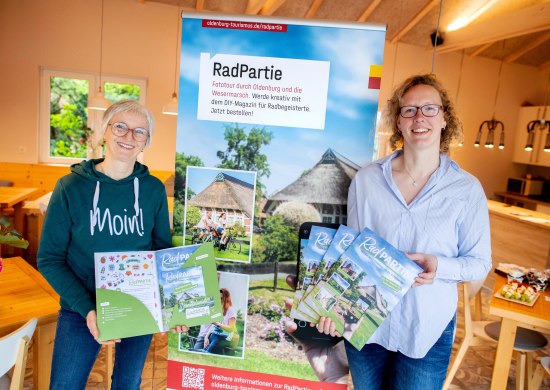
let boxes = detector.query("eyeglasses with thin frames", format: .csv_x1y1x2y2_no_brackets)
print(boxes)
399,104,443,118
109,122,149,142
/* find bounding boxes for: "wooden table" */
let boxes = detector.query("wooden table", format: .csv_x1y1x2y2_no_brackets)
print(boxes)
0,257,60,389
0,187,39,231
489,274,550,390
0,187,39,256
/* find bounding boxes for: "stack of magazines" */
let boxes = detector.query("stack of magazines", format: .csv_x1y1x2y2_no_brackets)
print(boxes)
290,225,422,350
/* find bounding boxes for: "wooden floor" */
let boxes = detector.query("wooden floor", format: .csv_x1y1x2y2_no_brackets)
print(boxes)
21,273,550,389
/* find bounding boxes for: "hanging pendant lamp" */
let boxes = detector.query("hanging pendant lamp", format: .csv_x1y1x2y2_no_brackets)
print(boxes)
525,74,550,152
163,8,180,116
88,0,109,111
476,53,505,149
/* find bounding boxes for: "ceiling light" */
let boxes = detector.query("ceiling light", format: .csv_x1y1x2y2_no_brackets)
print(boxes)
162,93,178,116
474,128,481,147
447,0,498,32
163,8,180,116
524,121,536,151
88,0,109,111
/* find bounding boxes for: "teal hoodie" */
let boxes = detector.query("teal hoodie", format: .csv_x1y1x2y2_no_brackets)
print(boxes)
37,159,171,318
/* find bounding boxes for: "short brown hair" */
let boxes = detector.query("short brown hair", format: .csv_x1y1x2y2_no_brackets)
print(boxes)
383,74,463,154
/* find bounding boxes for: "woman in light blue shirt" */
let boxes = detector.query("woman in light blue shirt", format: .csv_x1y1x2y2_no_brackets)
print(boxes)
318,74,492,389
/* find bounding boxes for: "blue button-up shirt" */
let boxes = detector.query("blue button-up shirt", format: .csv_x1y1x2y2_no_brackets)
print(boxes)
347,150,492,358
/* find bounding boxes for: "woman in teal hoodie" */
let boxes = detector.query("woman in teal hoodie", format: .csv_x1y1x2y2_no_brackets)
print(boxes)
38,100,172,389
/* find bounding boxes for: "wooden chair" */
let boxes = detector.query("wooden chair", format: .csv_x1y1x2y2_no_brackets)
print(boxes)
443,280,492,389
443,281,548,390
104,344,114,389
0,318,37,390
529,356,550,390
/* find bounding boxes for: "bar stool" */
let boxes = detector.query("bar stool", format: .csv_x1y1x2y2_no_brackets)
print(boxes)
484,321,548,390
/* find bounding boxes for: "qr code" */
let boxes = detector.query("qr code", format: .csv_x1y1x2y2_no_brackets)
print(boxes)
182,366,205,389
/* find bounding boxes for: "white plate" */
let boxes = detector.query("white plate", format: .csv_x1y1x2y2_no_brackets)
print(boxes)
494,291,540,307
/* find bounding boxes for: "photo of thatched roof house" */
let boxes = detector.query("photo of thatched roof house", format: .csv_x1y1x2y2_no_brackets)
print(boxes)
357,285,388,317
262,149,360,224
187,169,256,236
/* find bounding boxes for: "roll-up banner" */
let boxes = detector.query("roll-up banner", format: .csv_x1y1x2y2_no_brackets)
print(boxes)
170,12,386,389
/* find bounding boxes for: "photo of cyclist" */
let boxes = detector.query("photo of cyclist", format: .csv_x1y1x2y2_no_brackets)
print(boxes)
216,212,227,245
196,210,214,241
184,167,256,262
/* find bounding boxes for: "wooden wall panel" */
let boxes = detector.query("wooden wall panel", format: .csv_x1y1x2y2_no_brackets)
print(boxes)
489,213,550,271
1,162,172,197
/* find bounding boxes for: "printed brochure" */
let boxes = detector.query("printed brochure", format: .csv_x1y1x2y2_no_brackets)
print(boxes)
303,227,422,350
94,243,222,341
296,225,360,318
312,225,360,286
290,225,337,322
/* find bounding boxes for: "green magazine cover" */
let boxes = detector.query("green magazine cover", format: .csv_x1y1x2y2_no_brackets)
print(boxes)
303,227,422,349
95,243,222,341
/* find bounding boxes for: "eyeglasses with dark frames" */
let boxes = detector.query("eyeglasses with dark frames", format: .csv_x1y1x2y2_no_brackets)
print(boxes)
109,122,149,142
399,104,444,118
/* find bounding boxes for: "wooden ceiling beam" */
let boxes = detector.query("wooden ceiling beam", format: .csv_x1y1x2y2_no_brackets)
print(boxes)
196,0,204,11
505,30,550,63
259,0,287,16
305,0,323,18
245,0,268,14
437,2,550,54
357,0,382,22
469,42,493,58
390,0,439,44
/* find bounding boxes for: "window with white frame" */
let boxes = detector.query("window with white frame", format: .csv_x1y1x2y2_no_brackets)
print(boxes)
39,68,147,164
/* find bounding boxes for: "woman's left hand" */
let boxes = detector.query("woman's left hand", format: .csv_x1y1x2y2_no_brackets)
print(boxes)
406,253,438,287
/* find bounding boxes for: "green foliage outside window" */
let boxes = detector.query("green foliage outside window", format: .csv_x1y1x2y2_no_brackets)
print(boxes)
49,77,90,158
49,77,141,158
104,82,140,102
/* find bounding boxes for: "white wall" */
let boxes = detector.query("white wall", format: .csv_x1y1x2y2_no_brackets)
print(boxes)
1,0,549,198
0,0,178,170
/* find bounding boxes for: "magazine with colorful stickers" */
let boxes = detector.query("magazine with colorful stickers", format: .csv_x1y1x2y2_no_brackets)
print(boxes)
303,226,422,350
94,243,222,341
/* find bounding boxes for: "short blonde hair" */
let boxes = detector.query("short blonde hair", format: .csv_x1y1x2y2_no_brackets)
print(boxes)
101,100,154,146
383,74,463,154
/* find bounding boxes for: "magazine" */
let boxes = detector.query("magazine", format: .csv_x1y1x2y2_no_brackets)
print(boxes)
94,243,222,341
296,225,360,316
312,225,360,285
289,225,337,322
303,227,422,350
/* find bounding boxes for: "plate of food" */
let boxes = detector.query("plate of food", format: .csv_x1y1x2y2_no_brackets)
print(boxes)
494,282,540,307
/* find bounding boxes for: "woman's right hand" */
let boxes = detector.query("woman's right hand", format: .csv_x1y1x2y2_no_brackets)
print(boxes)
86,310,121,345
204,337,210,348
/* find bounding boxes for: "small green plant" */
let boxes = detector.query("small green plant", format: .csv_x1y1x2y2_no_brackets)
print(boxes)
0,216,29,249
